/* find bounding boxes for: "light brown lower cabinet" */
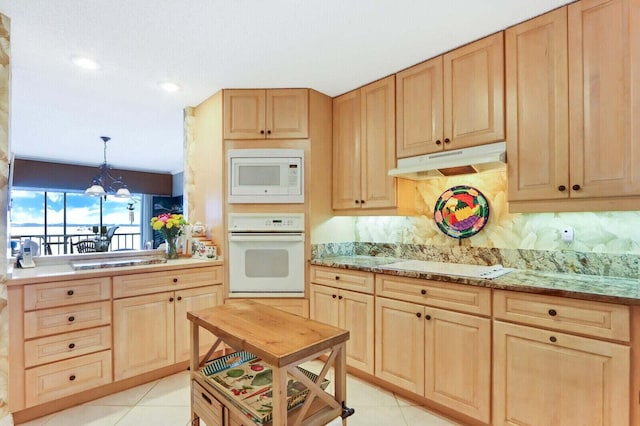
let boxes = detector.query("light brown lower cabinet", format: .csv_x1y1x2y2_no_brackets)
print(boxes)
310,284,374,374
375,297,491,423
114,285,223,380
493,320,630,426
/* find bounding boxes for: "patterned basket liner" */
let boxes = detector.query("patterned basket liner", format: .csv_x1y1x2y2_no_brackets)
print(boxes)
200,351,330,424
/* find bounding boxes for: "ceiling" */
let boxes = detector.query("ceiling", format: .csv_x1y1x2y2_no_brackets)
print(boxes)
0,0,572,175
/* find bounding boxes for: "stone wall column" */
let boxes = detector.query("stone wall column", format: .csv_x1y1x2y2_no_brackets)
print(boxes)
0,12,11,426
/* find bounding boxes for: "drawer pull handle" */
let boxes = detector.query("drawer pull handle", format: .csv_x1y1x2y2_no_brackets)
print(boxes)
425,315,431,320
201,392,212,405
67,289,74,296
416,312,422,318
173,278,178,283
335,276,340,280
420,289,427,295
548,309,557,317
68,343,75,349
68,316,75,322
549,336,557,343
69,375,76,381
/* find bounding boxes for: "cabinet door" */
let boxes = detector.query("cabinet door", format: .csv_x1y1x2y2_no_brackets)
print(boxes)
444,32,505,149
396,56,444,157
360,75,397,209
340,290,374,374
174,286,223,363
223,89,266,139
375,297,424,394
266,89,308,139
424,307,490,423
310,284,339,328
506,7,569,202
113,292,175,380
332,89,361,209
493,321,630,426
568,0,640,198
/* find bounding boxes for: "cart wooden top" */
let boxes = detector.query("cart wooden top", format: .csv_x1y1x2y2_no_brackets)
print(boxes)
187,300,349,367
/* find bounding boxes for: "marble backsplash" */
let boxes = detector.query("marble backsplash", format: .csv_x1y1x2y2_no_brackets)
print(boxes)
311,242,640,279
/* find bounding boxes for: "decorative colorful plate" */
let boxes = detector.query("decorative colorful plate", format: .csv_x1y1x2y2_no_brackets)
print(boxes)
434,186,489,239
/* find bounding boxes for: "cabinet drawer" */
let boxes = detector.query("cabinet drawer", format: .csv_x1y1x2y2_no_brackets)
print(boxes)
113,266,223,298
24,301,111,339
25,326,111,368
24,277,111,310
310,266,374,294
493,290,630,341
376,275,491,316
192,380,223,426
25,350,112,407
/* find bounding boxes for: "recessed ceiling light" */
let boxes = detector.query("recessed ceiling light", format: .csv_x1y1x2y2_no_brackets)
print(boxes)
71,56,100,70
158,81,181,92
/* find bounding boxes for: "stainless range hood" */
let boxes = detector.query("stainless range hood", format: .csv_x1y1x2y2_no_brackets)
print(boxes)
388,141,507,180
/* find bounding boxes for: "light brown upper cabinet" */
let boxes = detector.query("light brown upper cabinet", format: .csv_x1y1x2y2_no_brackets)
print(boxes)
333,76,414,213
507,0,640,212
223,89,308,139
396,33,504,158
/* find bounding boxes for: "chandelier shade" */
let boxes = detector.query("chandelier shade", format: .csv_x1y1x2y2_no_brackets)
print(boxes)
85,136,131,199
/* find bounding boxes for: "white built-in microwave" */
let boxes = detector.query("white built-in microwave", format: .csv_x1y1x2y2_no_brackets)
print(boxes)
227,148,304,203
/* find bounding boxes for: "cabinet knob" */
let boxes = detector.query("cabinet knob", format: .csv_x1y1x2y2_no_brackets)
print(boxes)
444,138,451,144
68,343,75,349
177,296,182,301
260,130,265,134
360,200,365,204
558,185,566,192
420,289,427,295
425,314,431,320
69,375,76,381
355,200,360,204
267,130,271,135
416,312,422,318
335,276,340,280
572,184,581,191
169,297,174,302
67,289,74,296
549,336,557,343
435,140,442,145
548,309,557,317
332,294,337,299
338,295,343,300
68,316,75,322
173,278,178,283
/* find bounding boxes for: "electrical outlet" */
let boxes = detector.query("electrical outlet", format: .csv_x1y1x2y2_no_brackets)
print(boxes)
561,227,574,242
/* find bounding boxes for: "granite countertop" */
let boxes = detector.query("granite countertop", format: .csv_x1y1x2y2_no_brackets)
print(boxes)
310,256,640,305
8,255,224,286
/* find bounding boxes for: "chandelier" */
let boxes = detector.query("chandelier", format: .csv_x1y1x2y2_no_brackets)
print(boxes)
84,136,131,199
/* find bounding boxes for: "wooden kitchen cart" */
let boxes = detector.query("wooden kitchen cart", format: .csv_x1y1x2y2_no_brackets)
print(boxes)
187,300,353,426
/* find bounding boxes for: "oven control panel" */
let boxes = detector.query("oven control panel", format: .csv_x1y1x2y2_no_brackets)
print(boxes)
228,213,305,232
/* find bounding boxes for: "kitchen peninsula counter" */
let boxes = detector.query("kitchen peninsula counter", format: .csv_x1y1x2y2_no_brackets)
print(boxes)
310,256,640,305
7,254,223,286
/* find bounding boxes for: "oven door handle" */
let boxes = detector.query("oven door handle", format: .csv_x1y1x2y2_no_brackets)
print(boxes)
228,233,305,242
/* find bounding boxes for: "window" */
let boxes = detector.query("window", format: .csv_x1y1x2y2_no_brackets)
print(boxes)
10,189,143,255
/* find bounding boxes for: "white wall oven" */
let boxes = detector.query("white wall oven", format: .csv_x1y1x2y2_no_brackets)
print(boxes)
228,213,305,297
227,148,304,204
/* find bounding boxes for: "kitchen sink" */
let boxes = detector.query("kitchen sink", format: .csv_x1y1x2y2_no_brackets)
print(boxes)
70,256,167,270
379,259,513,279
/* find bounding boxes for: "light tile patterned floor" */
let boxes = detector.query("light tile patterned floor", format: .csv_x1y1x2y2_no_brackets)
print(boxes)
17,361,461,426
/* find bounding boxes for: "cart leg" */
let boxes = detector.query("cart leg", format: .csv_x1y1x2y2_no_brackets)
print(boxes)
272,365,288,426
334,343,348,425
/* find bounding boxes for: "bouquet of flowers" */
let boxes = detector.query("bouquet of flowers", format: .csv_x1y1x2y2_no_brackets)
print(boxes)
150,213,187,259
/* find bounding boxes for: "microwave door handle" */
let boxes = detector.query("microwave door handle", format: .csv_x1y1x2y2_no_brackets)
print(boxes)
228,233,304,242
